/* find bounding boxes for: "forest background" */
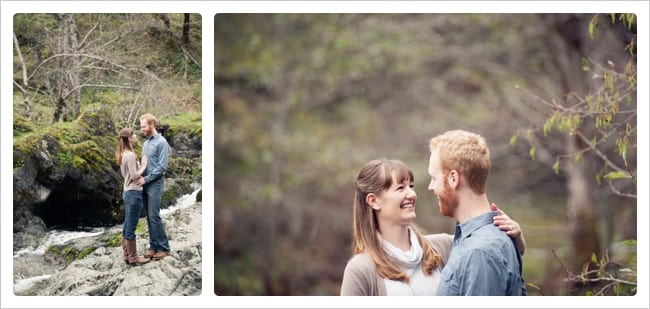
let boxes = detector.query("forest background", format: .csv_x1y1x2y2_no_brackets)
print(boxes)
13,13,202,127
215,13,637,296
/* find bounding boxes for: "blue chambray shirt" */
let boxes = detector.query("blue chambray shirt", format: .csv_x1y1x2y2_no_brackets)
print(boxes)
142,133,170,184
436,211,526,296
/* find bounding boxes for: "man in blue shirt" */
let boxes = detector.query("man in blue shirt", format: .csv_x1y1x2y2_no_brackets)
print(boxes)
135,113,171,260
427,130,526,296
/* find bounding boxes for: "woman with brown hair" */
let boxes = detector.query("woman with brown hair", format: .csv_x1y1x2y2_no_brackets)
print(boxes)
340,159,525,295
115,127,151,266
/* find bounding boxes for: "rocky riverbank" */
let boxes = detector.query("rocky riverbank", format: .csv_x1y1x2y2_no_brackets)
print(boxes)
14,189,202,296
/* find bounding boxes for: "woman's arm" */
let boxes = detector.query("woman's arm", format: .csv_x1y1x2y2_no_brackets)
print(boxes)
490,203,527,255
136,155,148,176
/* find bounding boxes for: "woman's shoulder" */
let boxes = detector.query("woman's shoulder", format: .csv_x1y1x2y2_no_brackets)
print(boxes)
341,252,380,296
121,151,135,161
345,252,374,271
425,233,453,245
424,233,454,263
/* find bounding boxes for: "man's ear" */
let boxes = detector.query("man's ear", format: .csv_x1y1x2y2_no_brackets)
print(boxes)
366,193,380,210
448,169,460,189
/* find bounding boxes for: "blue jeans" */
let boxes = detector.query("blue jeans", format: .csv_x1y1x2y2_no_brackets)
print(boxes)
122,190,143,241
143,177,170,252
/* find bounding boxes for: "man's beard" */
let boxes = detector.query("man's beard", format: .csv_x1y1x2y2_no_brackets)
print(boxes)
438,180,458,217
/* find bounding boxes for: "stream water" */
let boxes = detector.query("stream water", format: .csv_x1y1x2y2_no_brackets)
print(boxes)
13,186,201,295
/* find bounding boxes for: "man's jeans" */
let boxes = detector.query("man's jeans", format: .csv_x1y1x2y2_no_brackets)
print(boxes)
122,190,143,240
143,177,170,252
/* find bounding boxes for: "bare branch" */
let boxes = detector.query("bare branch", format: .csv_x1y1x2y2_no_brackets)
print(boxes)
78,22,99,48
575,131,628,174
608,180,637,199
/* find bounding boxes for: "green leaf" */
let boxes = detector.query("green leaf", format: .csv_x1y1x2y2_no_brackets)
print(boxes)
604,171,631,180
591,253,598,264
552,158,560,175
581,57,591,71
575,152,583,164
529,146,536,160
509,134,518,147
588,20,596,39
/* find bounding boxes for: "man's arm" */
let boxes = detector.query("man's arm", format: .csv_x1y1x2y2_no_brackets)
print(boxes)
143,141,170,183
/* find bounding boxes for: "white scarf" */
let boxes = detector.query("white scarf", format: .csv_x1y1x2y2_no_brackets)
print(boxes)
380,226,440,295
381,226,423,268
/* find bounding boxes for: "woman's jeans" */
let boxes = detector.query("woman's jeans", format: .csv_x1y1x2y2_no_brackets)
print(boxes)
122,190,143,240
143,177,170,252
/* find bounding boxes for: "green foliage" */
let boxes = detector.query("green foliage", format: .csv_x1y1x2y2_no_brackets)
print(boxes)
509,133,518,147
529,145,536,160
552,158,560,175
135,219,148,238
603,171,631,180
45,245,95,264
164,112,202,138
77,246,97,259
576,245,637,296
13,114,35,137
105,232,122,247
517,13,636,198
56,151,74,167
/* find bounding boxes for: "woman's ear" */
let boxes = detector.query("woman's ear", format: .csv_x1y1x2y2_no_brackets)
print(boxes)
366,193,380,210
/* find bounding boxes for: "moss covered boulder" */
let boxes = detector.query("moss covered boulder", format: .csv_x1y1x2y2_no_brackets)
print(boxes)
13,105,122,231
164,112,202,158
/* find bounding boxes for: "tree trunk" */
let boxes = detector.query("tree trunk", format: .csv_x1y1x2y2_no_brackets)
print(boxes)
546,14,602,286
52,13,70,123
13,32,31,119
68,14,82,120
182,13,191,81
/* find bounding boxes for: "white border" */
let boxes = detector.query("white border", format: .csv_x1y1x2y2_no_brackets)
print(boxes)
2,1,648,308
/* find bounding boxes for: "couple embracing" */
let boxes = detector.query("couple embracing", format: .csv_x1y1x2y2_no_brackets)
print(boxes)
115,113,171,266
341,130,528,296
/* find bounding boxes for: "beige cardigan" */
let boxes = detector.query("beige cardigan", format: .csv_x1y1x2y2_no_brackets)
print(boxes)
340,233,453,296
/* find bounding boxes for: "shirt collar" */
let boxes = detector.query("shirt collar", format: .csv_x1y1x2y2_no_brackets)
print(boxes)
145,133,158,141
453,211,498,242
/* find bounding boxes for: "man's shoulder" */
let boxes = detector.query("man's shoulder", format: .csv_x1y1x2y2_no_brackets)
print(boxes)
152,134,169,145
460,225,510,251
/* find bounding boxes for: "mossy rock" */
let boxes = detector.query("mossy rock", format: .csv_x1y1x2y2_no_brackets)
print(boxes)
13,114,36,137
161,178,194,209
167,157,202,181
44,244,97,265
13,105,123,229
163,112,202,158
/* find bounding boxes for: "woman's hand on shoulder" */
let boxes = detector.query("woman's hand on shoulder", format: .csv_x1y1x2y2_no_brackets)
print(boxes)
490,203,521,238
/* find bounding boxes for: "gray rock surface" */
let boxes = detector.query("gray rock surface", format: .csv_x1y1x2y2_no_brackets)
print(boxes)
35,200,202,296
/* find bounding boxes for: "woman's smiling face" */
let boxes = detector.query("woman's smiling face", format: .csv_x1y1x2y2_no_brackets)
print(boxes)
374,172,417,226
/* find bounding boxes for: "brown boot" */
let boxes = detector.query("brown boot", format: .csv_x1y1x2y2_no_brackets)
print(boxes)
144,249,156,259
152,251,169,260
126,239,151,266
120,237,129,264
